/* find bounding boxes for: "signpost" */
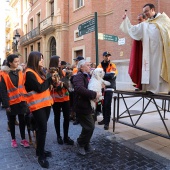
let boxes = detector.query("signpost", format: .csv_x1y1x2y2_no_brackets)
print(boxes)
78,12,99,65
77,13,119,65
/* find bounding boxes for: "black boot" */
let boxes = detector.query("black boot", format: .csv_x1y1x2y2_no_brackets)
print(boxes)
38,156,49,168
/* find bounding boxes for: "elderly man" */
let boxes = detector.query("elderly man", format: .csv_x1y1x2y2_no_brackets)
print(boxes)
73,59,100,155
120,3,170,94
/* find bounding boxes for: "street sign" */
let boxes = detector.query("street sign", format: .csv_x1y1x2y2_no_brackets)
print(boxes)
103,34,118,42
118,38,125,45
78,18,95,36
78,25,95,36
78,18,95,30
98,33,118,42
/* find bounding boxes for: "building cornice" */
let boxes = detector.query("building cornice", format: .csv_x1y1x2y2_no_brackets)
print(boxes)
69,10,114,26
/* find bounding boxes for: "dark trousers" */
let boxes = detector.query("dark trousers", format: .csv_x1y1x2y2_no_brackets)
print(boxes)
52,101,70,138
32,106,51,157
77,113,94,147
103,91,113,125
9,114,25,140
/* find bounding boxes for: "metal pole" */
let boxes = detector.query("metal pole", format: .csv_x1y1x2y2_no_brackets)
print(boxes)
95,12,99,66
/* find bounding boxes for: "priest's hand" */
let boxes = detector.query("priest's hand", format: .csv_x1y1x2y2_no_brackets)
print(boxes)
122,14,126,20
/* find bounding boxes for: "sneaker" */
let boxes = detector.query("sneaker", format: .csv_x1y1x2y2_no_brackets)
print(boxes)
76,142,86,155
11,139,18,148
64,137,74,145
20,139,30,148
98,119,104,125
104,124,109,130
57,136,63,145
84,144,95,153
38,156,49,168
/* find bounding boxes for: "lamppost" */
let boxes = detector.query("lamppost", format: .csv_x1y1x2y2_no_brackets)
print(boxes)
13,30,20,52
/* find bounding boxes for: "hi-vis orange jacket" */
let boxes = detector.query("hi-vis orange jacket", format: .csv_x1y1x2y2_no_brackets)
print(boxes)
25,68,54,112
51,69,69,102
72,68,78,75
1,71,26,105
97,63,118,75
51,86,69,102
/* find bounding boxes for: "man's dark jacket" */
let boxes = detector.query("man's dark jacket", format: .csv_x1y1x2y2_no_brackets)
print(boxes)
73,71,96,114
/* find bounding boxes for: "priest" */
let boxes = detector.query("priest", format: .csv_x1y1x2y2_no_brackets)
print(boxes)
120,3,170,94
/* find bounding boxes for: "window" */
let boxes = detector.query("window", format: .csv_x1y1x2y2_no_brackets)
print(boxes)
24,24,27,34
75,50,83,57
37,42,40,52
50,37,56,57
75,0,84,9
30,45,33,51
25,48,27,62
30,18,33,30
74,30,83,41
37,13,40,27
50,0,54,16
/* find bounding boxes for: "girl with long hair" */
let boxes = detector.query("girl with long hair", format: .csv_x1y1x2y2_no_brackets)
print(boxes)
24,51,55,168
49,55,74,145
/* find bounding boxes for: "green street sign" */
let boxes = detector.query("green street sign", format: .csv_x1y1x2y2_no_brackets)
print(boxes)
98,33,118,42
78,18,95,30
103,34,118,42
78,18,95,36
78,25,95,36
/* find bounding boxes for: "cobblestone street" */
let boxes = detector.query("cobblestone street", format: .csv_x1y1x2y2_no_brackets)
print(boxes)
0,107,170,170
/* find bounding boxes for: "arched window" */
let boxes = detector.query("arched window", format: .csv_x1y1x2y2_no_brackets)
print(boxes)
50,37,56,57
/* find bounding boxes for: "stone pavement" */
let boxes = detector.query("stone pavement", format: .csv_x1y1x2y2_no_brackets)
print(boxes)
0,106,170,170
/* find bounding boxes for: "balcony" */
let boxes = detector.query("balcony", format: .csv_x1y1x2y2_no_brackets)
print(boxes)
20,27,41,45
40,15,61,35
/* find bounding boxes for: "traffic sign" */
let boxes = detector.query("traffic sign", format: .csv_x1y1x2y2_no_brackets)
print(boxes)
78,18,95,36
98,33,118,42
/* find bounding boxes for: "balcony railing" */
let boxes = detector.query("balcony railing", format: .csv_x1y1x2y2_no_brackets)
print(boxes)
20,27,40,45
40,15,61,34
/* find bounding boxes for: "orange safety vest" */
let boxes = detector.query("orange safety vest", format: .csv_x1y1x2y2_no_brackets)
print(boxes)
72,68,78,75
51,87,69,102
97,63,118,75
25,68,54,112
1,70,27,105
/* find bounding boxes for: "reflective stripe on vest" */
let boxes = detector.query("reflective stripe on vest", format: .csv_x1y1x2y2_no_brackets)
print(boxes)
25,68,54,112
51,88,69,102
1,71,26,105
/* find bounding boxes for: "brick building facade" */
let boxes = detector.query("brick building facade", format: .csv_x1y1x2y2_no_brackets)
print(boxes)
7,0,170,89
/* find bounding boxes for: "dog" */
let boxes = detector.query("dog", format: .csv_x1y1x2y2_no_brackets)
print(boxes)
24,107,37,148
88,68,110,111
